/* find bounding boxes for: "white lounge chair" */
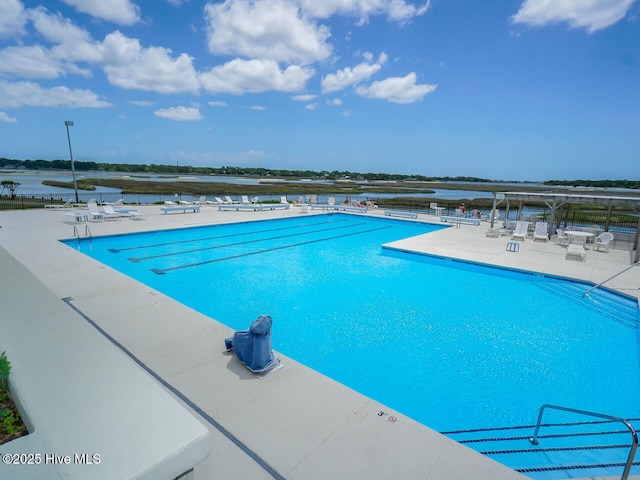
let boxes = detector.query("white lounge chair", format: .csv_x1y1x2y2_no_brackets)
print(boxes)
45,199,73,209
594,232,614,253
511,221,529,241
533,222,549,242
224,196,238,204
280,196,289,204
241,195,251,204
101,204,125,220
214,197,226,204
164,200,177,205
87,200,107,221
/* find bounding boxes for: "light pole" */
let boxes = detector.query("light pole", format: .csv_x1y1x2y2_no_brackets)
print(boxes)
64,120,79,203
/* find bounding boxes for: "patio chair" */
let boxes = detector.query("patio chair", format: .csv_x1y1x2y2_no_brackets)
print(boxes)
214,197,226,204
224,196,238,204
280,196,289,204
241,195,251,204
555,228,570,246
533,222,549,242
511,221,529,241
594,232,614,253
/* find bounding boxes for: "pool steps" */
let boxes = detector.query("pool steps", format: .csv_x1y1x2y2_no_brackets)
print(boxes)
444,417,640,479
535,281,639,328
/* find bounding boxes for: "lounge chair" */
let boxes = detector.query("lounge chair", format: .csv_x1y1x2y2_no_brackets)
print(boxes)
45,199,73,209
86,200,107,221
594,232,614,253
224,196,238,204
533,222,549,242
280,196,289,204
101,204,125,220
164,200,177,205
179,200,194,205
214,197,226,204
511,221,529,241
241,195,251,204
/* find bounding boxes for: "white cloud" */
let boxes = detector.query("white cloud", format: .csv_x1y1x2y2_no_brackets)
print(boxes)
304,103,318,110
154,105,203,121
0,45,64,79
0,0,27,37
101,31,200,94
0,80,112,108
295,0,430,23
355,72,436,103
321,52,388,93
60,0,140,26
0,111,17,123
204,0,332,64
0,7,100,80
512,0,635,33
327,98,342,106
130,100,154,106
291,94,317,101
199,58,314,94
209,100,228,107
251,105,266,111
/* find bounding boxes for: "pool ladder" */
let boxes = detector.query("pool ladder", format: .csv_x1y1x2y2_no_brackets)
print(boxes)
528,404,638,480
73,224,92,239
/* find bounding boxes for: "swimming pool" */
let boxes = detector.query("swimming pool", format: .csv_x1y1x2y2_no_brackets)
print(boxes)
64,214,640,474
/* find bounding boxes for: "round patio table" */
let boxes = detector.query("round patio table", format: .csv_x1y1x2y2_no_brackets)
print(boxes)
564,230,594,246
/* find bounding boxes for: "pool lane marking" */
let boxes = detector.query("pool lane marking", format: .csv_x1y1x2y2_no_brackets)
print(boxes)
151,225,392,275
108,217,351,253
128,222,369,263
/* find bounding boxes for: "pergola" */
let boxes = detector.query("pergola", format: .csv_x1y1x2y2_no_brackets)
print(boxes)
489,191,640,257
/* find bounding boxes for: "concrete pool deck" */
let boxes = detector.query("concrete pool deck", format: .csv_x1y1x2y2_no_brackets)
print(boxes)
0,205,638,479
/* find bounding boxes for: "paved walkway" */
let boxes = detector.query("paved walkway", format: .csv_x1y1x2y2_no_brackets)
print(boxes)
1,205,638,479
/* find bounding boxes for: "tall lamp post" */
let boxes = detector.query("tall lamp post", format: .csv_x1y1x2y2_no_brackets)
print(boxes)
64,120,79,203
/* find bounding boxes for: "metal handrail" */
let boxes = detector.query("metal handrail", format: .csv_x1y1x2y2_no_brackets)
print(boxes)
529,404,638,480
582,260,640,297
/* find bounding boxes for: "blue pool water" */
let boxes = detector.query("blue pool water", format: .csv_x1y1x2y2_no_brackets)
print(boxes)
64,215,640,437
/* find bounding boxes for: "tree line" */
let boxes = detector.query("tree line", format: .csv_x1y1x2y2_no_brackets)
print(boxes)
0,157,496,183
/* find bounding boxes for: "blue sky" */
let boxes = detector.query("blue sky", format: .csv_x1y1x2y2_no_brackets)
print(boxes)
0,0,638,181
